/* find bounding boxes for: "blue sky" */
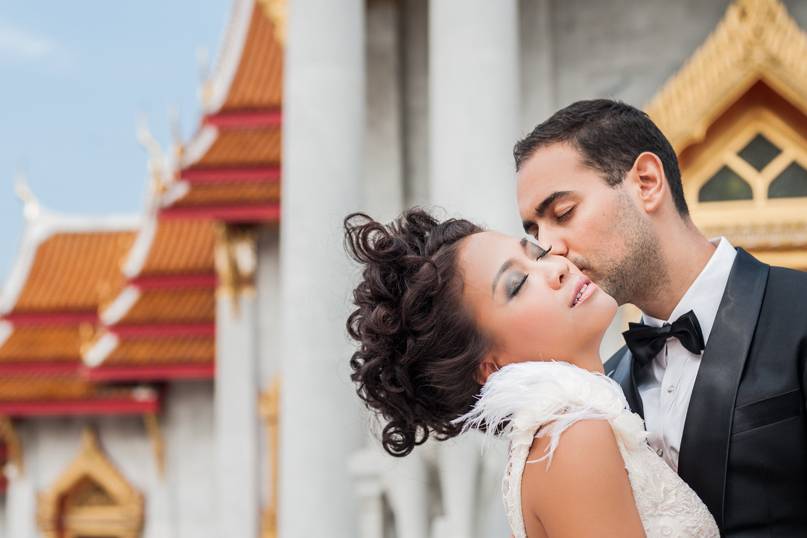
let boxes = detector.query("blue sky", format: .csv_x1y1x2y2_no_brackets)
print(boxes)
0,0,231,279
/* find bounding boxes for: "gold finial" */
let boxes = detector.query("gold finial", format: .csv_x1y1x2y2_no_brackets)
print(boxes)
168,105,185,161
258,0,287,45
136,115,168,196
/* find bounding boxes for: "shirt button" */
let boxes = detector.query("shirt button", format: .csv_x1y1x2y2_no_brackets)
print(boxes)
656,447,664,457
666,385,676,393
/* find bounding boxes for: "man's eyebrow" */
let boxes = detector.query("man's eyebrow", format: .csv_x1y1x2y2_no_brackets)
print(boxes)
491,239,530,295
535,190,573,218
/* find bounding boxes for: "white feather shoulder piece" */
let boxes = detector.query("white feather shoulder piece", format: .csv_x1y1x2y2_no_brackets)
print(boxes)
458,360,647,465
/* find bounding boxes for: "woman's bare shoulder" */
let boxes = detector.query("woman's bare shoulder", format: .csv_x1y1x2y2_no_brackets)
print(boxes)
521,419,645,538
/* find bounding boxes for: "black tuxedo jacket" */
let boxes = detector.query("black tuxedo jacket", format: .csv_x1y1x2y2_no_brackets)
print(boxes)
605,249,807,537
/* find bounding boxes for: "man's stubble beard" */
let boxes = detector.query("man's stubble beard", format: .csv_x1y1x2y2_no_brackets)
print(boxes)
571,194,668,306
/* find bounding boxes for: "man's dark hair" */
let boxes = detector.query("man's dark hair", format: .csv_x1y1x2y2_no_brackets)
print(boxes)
513,99,689,216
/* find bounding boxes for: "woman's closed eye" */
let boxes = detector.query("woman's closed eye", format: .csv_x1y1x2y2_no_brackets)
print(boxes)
508,245,552,299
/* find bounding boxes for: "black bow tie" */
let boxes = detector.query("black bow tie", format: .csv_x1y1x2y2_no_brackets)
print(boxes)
622,310,705,368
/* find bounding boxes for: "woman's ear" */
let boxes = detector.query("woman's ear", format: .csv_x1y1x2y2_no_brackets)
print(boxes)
631,151,666,213
475,354,501,385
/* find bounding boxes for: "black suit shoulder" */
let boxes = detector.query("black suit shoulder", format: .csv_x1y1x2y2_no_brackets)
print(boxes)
604,345,628,376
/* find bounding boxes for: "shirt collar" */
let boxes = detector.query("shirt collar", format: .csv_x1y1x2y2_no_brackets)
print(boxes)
641,237,737,345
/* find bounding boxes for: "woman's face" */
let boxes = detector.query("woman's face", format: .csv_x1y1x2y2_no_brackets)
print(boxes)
458,231,617,376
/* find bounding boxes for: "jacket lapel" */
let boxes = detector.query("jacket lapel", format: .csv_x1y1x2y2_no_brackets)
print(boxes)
612,347,645,419
677,249,769,528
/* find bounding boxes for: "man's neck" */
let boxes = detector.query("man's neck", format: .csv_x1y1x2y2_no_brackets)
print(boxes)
637,226,716,321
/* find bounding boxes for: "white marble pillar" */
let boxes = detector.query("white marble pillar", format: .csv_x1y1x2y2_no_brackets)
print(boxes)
5,424,36,538
429,3,520,537
5,468,35,538
365,0,405,223
279,0,365,536
520,0,556,131
215,289,260,538
429,0,521,233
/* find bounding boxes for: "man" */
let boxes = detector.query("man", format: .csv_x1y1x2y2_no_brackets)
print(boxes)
513,99,807,536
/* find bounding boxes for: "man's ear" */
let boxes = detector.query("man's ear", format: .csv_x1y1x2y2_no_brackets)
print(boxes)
475,353,501,385
631,152,666,213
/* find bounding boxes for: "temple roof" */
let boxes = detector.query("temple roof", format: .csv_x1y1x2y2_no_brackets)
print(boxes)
170,0,283,219
202,0,283,114
0,209,162,415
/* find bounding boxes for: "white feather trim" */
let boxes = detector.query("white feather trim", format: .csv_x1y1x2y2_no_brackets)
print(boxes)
457,360,646,466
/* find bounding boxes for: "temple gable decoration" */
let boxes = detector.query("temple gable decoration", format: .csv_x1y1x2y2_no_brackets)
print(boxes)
37,429,144,538
646,0,807,269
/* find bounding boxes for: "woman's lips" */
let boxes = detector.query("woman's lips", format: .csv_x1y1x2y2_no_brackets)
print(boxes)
571,277,596,308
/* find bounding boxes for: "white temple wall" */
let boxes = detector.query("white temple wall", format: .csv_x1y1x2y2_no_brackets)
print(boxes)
2,382,214,538
162,381,216,538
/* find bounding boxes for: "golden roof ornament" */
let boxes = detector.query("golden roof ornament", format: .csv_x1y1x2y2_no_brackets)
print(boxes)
645,0,807,153
258,0,286,45
136,116,169,197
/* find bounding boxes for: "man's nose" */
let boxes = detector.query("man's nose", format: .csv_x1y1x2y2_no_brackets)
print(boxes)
540,229,568,257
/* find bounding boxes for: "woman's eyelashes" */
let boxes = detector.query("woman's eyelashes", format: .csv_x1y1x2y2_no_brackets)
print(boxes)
507,273,528,299
507,245,552,299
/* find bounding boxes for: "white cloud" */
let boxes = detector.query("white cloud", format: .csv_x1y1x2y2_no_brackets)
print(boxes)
0,22,57,62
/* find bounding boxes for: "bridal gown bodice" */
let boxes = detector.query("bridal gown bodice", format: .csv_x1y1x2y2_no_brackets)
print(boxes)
460,361,719,538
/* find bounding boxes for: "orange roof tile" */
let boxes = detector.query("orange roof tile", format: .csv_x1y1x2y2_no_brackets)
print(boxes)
173,181,280,208
141,220,216,275
0,326,86,362
0,376,95,401
105,337,214,365
192,128,281,168
221,3,283,112
119,288,215,324
13,231,135,314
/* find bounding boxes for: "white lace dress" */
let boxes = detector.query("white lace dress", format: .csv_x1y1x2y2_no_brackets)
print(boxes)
459,361,719,538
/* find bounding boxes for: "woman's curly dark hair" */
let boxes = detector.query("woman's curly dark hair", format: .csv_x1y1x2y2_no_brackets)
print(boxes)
344,208,490,457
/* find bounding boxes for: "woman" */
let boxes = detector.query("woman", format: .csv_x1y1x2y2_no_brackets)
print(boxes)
345,208,718,538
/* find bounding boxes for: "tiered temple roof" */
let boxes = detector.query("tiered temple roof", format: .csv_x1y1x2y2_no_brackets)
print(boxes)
0,211,159,416
168,0,283,222
82,0,283,379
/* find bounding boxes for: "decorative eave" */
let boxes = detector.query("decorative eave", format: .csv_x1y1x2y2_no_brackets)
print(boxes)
0,389,159,417
200,0,255,114
645,0,807,154
0,209,140,315
159,203,281,222
84,363,215,382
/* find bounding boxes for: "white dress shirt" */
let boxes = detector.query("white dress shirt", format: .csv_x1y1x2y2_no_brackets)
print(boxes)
636,237,737,471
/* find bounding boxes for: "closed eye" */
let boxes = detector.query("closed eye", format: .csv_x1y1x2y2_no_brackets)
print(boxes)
508,245,552,298
556,207,574,223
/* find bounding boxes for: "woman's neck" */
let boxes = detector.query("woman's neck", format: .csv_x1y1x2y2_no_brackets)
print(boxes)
573,350,605,374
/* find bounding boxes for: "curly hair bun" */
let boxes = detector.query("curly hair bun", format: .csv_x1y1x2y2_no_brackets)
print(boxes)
344,208,488,457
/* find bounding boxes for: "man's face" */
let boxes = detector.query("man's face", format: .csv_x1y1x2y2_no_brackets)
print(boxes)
516,143,659,305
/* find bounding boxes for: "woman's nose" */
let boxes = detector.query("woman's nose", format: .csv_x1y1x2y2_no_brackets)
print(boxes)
542,255,569,290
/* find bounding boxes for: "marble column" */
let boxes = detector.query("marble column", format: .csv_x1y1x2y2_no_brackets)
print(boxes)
429,0,521,233
279,0,365,536
214,226,260,538
429,2,520,537
5,424,36,538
